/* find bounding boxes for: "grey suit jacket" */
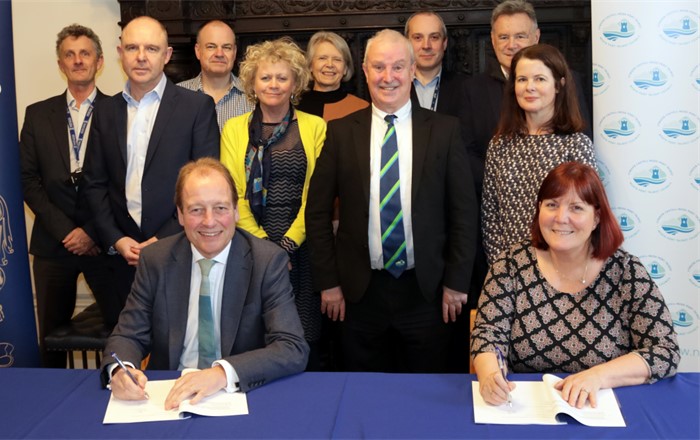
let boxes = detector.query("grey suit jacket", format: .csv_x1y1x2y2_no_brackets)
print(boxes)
101,229,309,392
20,90,107,256
306,105,478,303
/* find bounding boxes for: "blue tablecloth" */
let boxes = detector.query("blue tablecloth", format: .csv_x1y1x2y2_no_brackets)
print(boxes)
1,369,698,439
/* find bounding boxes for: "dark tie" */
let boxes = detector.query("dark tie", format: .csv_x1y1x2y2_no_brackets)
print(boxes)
380,114,406,278
197,259,217,369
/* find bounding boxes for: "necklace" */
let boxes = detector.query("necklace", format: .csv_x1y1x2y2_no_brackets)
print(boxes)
553,257,589,285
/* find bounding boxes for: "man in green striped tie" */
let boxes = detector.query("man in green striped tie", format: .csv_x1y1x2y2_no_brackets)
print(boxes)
307,29,478,373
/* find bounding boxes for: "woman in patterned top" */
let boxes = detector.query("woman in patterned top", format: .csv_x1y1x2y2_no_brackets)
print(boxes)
471,162,679,409
220,38,326,369
481,44,597,266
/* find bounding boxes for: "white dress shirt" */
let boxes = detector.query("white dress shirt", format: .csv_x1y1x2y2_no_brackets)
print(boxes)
66,88,97,173
123,74,167,228
181,242,240,392
368,100,415,271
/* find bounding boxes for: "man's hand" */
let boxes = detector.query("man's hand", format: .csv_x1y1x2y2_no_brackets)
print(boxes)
111,366,149,401
442,286,468,323
130,236,158,259
321,286,345,321
62,227,96,256
164,366,227,410
114,237,140,265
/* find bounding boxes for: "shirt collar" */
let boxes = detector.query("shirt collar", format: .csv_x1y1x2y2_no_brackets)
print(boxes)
413,67,442,87
66,87,98,109
191,240,232,266
123,73,167,104
371,99,412,122
194,72,245,95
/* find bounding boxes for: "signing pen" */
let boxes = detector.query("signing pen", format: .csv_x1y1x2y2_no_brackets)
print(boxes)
111,352,149,399
495,346,512,408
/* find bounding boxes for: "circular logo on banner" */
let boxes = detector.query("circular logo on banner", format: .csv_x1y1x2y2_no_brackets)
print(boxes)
659,10,700,44
658,111,700,145
668,303,699,336
689,164,700,190
612,207,641,239
639,255,672,286
599,13,641,47
592,64,611,96
628,160,672,193
597,159,612,189
689,260,700,289
629,62,673,95
657,209,699,241
599,112,641,145
691,65,700,91
0,267,5,291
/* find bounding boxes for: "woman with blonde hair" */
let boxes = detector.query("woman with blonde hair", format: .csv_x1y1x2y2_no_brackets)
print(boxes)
297,31,368,121
220,37,326,369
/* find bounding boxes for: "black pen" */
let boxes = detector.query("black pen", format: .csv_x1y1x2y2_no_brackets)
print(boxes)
111,352,149,399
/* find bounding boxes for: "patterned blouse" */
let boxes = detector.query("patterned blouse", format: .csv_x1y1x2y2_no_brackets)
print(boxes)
481,132,597,265
471,241,680,383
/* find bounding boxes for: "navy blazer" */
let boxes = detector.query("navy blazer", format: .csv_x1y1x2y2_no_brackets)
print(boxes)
83,79,219,248
20,90,107,256
101,229,309,392
306,105,478,303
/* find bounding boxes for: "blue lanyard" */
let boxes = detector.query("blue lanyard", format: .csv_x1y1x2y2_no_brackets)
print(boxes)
429,75,441,111
66,103,94,167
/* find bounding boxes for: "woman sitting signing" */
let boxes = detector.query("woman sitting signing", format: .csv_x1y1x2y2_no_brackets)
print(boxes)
471,162,679,408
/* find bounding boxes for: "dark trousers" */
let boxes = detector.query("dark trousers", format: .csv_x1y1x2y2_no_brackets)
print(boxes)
342,269,449,373
34,254,129,368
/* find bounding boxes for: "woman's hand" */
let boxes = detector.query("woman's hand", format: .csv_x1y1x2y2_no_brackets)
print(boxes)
474,352,516,406
554,368,603,408
478,370,516,406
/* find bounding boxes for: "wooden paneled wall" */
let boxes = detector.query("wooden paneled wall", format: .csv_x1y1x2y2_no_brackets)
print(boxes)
117,0,591,102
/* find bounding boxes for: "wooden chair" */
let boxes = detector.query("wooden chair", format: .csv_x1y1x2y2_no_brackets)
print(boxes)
469,309,477,374
44,303,110,368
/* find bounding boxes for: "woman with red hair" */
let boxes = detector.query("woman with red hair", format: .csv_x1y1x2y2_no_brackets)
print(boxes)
472,162,679,409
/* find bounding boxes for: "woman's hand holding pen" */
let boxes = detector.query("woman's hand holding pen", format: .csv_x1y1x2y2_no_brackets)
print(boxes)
112,367,149,401
474,352,516,406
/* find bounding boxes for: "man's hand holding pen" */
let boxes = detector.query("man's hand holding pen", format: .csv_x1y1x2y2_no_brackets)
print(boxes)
111,366,149,401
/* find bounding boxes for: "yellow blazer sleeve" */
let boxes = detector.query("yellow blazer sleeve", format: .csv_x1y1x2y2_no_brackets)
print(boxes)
220,112,268,240
283,110,327,246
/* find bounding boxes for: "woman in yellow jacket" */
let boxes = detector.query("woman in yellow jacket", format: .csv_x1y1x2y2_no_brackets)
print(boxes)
220,38,326,369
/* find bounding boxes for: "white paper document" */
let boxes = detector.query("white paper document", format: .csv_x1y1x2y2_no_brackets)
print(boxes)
103,379,248,424
472,373,626,427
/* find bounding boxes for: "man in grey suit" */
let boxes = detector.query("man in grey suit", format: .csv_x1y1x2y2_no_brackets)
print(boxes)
103,158,308,406
306,30,477,373
20,24,120,367
84,16,219,316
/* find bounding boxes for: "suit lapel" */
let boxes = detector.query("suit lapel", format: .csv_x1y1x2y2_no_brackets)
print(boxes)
353,108,373,204
144,79,177,171
165,235,193,369
115,96,129,166
49,93,71,173
411,107,431,202
220,232,252,357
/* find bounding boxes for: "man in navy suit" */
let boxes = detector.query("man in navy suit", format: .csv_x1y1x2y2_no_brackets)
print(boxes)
103,158,308,404
306,30,477,373
84,16,219,314
20,24,119,367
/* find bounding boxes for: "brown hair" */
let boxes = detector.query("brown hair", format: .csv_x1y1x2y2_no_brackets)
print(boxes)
531,162,623,260
495,44,585,137
175,158,238,210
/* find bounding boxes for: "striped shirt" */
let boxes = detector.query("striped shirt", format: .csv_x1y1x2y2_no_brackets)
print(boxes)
178,73,253,132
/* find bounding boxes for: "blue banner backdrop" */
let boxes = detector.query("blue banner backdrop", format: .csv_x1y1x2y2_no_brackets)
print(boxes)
0,1,40,367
